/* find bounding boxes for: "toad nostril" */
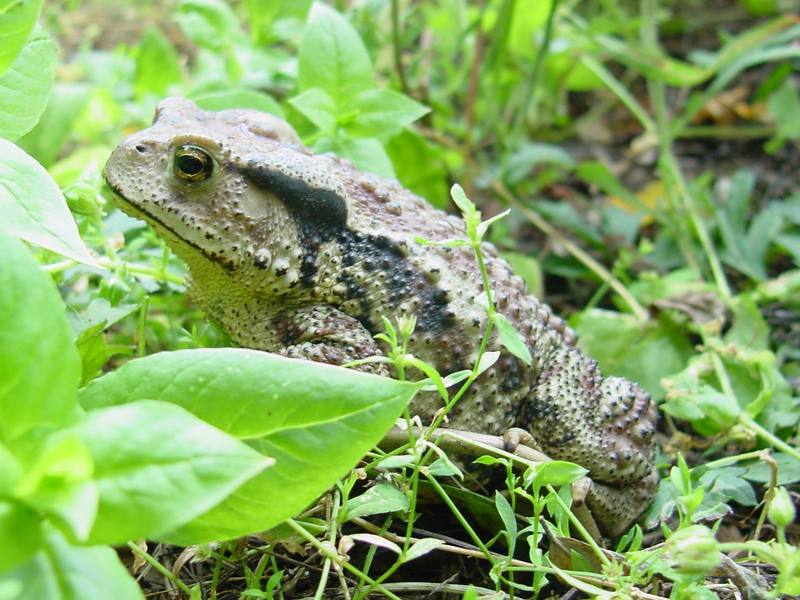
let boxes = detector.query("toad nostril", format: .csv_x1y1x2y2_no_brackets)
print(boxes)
134,144,150,154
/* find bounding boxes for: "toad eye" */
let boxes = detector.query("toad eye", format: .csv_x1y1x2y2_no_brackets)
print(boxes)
174,145,213,182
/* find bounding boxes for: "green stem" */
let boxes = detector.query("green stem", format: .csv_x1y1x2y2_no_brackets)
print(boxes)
126,542,193,596
739,412,800,462
285,519,403,600
424,472,495,561
545,485,611,568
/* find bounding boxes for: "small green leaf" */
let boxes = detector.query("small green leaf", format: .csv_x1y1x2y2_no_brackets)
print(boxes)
133,27,182,98
288,88,336,133
449,183,474,216
72,400,272,545
345,482,408,520
0,140,97,265
0,26,56,141
0,500,42,572
493,313,532,366
0,234,82,441
347,89,429,138
494,491,518,541
0,0,42,75
192,88,285,118
403,538,445,563
297,2,373,106
78,349,419,543
3,527,143,600
533,461,588,492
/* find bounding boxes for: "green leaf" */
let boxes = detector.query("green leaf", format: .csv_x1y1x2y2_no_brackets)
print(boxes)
385,130,449,209
16,432,97,542
15,83,90,167
347,89,429,138
493,313,532,366
345,482,408,520
0,0,42,76
0,140,97,265
501,252,543,298
767,72,800,144
78,349,419,543
0,234,81,442
403,538,445,563
0,500,42,572
0,26,55,140
71,400,271,545
288,87,336,133
133,27,182,98
3,527,143,600
532,461,588,492
192,88,285,118
743,453,800,485
570,310,693,400
317,136,395,178
297,2,373,106
175,0,243,51
494,491,518,542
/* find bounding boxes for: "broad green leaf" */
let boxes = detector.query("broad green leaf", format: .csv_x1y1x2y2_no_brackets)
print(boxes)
3,527,143,600
743,453,800,485
493,313,532,366
570,310,693,400
0,443,21,494
0,27,55,140
0,500,42,572
0,234,81,442
71,400,271,545
297,3,373,106
347,89,429,138
192,88,285,118
16,432,97,542
175,0,243,51
385,130,449,209
317,136,395,179
345,482,409,520
288,87,336,133
78,349,419,543
0,0,42,76
15,83,90,167
0,140,97,265
133,27,182,98
501,252,543,298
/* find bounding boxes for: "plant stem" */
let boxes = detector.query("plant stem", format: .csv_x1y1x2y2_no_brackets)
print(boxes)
285,519,403,600
127,542,193,596
492,180,649,322
390,0,410,95
739,412,800,462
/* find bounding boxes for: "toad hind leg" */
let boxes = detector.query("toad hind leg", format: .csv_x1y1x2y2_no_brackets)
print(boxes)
516,346,658,535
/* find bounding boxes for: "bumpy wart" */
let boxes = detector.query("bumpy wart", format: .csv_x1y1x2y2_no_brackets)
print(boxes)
104,97,659,535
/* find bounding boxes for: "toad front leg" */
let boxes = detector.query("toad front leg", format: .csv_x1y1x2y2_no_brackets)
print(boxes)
270,304,389,376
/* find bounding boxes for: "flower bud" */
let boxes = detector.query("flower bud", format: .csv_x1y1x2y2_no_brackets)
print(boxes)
666,525,720,577
768,487,796,530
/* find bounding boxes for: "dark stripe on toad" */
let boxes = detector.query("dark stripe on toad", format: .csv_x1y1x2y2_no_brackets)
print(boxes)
242,167,456,334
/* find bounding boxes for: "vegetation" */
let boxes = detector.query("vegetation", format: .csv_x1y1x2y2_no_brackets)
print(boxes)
1,0,799,598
